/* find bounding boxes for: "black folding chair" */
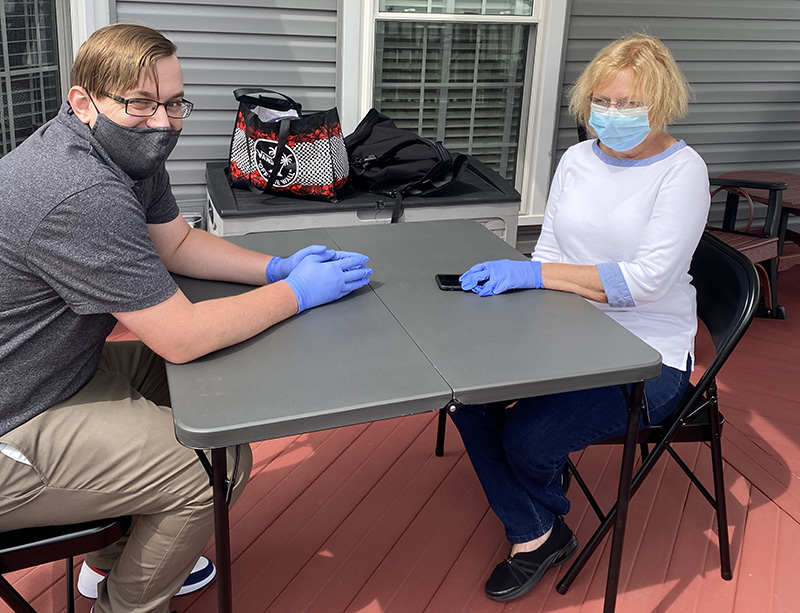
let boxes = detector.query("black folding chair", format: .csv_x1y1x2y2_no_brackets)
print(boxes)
0,516,132,613
556,231,759,611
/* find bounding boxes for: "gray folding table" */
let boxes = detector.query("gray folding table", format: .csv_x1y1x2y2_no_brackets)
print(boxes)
166,219,662,613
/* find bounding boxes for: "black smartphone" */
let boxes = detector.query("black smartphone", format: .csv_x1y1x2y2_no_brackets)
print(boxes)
435,274,464,291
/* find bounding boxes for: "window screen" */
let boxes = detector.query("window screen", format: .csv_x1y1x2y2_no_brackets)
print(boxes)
374,20,531,181
1,0,62,156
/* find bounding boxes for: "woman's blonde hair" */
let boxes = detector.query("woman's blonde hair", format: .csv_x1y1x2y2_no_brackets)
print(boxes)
568,33,690,134
71,24,176,96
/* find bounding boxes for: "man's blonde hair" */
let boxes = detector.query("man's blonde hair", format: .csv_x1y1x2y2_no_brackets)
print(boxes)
569,33,690,134
71,23,177,96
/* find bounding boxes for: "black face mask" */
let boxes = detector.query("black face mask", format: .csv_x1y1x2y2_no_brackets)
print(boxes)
90,112,181,181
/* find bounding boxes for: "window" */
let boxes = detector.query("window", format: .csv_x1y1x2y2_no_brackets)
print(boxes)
1,0,63,156
341,0,568,221
373,1,534,183
374,20,530,181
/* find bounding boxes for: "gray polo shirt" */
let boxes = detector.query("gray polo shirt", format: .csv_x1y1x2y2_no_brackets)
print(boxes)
0,103,180,435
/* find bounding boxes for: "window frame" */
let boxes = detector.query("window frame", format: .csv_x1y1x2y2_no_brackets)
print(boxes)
338,0,569,222
56,0,74,99
4,0,113,103
0,0,74,154
67,0,112,72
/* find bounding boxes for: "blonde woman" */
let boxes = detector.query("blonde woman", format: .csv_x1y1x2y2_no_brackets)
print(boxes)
454,34,710,602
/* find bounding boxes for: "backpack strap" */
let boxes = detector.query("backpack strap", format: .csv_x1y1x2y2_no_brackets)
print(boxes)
233,88,302,114
242,115,291,194
264,118,292,190
390,192,404,223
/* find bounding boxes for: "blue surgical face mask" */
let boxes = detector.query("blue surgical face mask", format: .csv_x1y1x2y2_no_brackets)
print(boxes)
588,104,651,152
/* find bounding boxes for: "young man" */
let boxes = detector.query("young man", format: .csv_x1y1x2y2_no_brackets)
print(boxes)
0,23,371,613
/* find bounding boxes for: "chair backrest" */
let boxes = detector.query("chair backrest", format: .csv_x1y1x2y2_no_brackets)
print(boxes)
687,231,760,404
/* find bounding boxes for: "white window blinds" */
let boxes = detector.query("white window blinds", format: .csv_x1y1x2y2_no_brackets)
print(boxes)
374,20,531,181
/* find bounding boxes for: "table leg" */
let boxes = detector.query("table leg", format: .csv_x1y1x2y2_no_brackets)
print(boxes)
603,381,644,613
435,408,447,457
212,447,233,613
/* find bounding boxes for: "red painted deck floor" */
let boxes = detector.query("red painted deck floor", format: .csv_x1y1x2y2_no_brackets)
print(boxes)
5,266,800,613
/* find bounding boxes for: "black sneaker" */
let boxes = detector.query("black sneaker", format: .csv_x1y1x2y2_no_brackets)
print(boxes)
484,516,578,602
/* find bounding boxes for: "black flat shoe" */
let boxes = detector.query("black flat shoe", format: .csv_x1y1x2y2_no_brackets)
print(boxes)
485,516,578,602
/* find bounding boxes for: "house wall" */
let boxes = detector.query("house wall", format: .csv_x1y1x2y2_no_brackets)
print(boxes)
115,0,339,215
505,0,800,253
553,0,800,176
115,0,799,230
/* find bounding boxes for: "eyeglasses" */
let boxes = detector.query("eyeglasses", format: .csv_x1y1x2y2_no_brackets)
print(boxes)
102,92,194,118
588,96,646,111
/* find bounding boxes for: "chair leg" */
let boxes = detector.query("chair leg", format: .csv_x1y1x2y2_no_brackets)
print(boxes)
0,574,37,613
435,407,447,457
755,259,786,319
66,556,75,613
763,258,779,316
753,263,771,311
564,458,605,522
709,403,733,580
558,438,670,596
561,462,572,494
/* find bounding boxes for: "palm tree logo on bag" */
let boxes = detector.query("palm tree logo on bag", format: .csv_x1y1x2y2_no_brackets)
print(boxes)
253,138,298,187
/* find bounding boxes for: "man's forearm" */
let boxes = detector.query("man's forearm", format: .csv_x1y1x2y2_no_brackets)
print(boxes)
162,227,273,286
115,282,299,364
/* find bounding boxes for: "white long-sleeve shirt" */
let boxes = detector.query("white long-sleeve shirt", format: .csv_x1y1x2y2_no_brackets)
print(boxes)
533,139,710,370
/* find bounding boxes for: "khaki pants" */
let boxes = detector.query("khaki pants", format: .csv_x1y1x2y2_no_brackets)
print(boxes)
0,342,252,613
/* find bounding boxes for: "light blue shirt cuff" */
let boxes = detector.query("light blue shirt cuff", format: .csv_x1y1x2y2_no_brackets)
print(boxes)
597,262,635,308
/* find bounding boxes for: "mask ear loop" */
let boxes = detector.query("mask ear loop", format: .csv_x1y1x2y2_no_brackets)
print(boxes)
83,90,105,129
84,90,101,114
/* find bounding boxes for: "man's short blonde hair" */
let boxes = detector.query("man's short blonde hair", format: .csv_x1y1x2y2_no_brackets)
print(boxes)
71,23,177,96
569,33,690,134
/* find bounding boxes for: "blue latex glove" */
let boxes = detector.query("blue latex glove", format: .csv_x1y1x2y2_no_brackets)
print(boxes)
266,245,334,283
327,250,368,261
284,253,373,313
459,259,543,296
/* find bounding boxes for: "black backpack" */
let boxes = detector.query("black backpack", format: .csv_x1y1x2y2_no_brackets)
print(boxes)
344,109,468,221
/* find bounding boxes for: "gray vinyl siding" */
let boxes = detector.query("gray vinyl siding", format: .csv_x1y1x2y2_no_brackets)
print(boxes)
553,0,800,179
115,0,339,211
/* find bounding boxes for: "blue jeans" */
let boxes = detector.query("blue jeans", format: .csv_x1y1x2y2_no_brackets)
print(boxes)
449,362,691,544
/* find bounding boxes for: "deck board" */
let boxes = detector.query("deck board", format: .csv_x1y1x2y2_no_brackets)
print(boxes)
4,267,800,613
